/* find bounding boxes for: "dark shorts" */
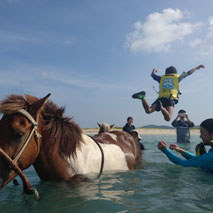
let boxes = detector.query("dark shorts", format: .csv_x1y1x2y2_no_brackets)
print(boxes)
151,97,178,108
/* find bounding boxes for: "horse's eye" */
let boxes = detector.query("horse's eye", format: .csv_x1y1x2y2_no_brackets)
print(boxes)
15,132,24,139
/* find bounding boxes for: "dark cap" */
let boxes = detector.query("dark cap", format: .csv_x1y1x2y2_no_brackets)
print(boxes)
178,109,186,114
200,118,213,134
165,66,177,75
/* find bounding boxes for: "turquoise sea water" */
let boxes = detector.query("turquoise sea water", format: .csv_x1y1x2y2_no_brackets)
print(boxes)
1,134,213,213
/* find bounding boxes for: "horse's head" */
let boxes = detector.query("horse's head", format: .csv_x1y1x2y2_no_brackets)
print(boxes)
97,122,115,134
0,94,50,189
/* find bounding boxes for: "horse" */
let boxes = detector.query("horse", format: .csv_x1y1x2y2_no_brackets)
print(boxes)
0,94,142,193
97,122,115,134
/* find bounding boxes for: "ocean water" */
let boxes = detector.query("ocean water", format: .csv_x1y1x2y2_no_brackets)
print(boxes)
1,134,213,213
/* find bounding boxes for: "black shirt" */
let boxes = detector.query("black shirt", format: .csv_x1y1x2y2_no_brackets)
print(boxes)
122,123,135,133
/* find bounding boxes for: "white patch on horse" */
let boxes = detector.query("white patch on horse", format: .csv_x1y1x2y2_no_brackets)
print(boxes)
105,132,117,142
66,135,128,174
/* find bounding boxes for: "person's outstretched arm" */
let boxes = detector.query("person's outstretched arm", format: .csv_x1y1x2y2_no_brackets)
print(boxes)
158,141,213,170
187,65,205,75
169,144,195,159
179,65,205,82
151,68,161,83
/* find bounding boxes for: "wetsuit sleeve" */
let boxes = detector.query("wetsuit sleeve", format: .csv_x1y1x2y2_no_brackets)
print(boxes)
162,148,213,168
178,72,190,82
151,73,161,83
183,151,196,160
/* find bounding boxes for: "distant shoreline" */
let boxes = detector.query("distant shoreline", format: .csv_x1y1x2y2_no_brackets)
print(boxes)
82,128,200,135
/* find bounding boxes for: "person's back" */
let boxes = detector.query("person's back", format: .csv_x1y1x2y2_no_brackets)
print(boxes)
158,72,179,101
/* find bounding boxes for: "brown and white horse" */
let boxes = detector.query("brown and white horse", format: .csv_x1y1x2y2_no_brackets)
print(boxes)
0,94,142,192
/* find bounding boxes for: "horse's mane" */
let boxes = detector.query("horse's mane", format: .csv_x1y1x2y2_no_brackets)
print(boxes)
41,100,82,158
0,94,82,158
0,94,27,114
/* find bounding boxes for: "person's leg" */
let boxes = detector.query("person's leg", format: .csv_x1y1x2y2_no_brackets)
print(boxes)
132,91,156,114
161,106,174,121
141,98,156,114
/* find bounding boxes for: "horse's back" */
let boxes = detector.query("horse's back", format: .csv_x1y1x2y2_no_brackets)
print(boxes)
93,130,142,169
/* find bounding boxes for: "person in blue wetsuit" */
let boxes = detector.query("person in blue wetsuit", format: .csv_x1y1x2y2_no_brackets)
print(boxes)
158,118,213,172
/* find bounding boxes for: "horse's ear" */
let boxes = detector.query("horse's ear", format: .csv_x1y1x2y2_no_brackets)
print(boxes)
28,93,51,117
97,122,101,128
110,124,115,129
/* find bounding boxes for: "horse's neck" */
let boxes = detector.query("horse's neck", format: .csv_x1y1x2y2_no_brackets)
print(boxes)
33,147,76,181
33,134,87,180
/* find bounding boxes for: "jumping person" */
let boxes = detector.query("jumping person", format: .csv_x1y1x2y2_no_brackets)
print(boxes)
158,118,213,172
132,65,205,121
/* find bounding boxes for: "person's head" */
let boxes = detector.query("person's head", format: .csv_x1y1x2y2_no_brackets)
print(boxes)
127,117,133,125
200,118,213,143
165,66,177,75
178,109,186,119
130,129,142,142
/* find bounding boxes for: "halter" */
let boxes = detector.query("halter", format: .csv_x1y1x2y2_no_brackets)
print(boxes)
13,109,41,163
0,109,41,198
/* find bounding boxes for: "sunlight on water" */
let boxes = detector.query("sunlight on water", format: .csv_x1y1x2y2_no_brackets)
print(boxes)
1,135,213,213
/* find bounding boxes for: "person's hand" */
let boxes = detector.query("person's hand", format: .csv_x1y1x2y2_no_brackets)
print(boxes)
197,65,205,69
169,144,186,155
185,114,189,120
169,144,180,151
152,68,158,74
158,141,167,150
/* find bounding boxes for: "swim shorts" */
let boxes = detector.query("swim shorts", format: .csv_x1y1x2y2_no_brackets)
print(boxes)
151,97,177,109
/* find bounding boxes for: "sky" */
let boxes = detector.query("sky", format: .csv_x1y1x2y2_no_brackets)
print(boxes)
0,0,213,128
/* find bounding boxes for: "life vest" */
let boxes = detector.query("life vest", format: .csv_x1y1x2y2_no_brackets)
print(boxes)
158,74,179,100
195,140,213,156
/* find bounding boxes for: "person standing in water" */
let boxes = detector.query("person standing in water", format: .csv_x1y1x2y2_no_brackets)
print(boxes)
158,118,213,172
132,65,205,121
172,110,194,143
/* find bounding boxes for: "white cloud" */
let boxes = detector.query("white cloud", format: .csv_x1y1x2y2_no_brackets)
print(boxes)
6,0,20,3
0,31,73,46
0,34,42,43
125,8,201,53
0,65,133,94
190,16,213,55
43,68,133,90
